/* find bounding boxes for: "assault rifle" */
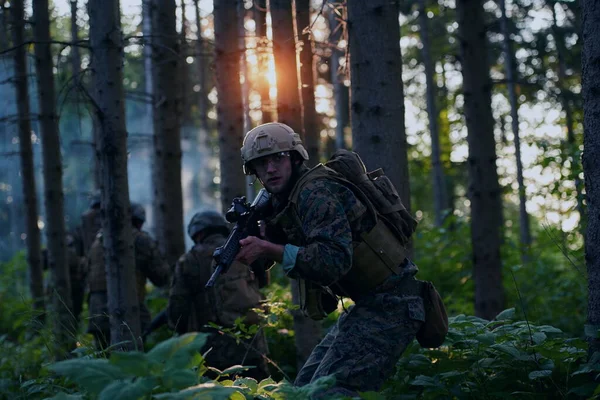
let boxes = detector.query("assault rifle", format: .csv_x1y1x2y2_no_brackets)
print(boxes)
205,188,271,288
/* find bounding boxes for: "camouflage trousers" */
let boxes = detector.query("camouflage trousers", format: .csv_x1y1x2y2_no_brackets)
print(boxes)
294,276,425,393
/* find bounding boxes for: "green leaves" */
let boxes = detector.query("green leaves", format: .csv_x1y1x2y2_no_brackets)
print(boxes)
49,359,123,395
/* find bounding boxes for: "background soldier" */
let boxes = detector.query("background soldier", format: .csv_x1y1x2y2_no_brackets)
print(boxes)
86,202,171,349
235,123,425,396
167,210,270,381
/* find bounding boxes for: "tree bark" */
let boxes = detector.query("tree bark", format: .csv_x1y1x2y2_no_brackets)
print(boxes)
457,0,505,320
499,0,531,261
582,0,600,357
270,0,302,133
193,0,210,136
347,0,411,213
296,0,319,165
151,0,185,266
213,0,246,212
33,0,74,358
89,0,141,350
328,5,349,151
254,0,273,124
70,1,81,80
12,0,44,317
419,0,447,227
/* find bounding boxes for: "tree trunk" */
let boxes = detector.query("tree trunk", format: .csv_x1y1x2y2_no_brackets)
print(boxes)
457,0,505,320
328,5,349,151
213,0,246,212
70,1,81,80
347,0,411,213
499,0,531,261
270,0,302,132
0,2,9,51
254,0,273,124
12,0,44,317
89,0,141,350
582,0,600,357
33,0,74,358
151,0,185,266
419,0,447,227
193,0,210,137
180,0,191,126
551,3,586,236
296,0,319,165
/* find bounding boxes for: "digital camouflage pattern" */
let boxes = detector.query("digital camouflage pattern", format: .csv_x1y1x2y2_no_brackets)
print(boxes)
168,233,269,381
86,227,170,346
267,169,422,393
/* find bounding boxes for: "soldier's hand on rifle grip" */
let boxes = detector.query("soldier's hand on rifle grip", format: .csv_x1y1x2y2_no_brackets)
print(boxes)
236,236,284,265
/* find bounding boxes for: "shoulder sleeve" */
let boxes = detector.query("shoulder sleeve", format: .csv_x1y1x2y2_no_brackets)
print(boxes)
135,232,171,287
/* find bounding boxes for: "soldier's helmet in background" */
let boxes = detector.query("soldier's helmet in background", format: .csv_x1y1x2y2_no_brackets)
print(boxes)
240,122,309,175
130,202,147,223
89,191,101,209
187,210,229,240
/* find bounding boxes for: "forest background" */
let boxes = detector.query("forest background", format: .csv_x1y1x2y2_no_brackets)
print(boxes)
0,0,599,398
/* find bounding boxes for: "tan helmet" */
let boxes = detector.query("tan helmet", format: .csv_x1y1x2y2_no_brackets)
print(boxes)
241,122,309,174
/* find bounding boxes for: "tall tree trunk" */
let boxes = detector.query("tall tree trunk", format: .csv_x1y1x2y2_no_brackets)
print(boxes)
499,0,531,261
193,0,210,137
70,1,80,80
180,0,191,126
328,5,349,151
1,1,9,50
296,0,319,165
151,0,185,266
347,0,411,212
551,3,586,235
254,0,273,124
271,0,322,367
583,0,600,356
89,0,141,350
457,0,505,320
12,0,44,317
213,0,246,212
419,0,447,227
270,0,302,132
33,0,74,358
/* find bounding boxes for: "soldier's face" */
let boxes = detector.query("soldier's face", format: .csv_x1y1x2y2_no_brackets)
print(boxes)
253,152,293,194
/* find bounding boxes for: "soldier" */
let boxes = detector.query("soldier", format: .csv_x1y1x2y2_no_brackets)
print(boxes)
87,202,170,349
234,123,426,396
167,210,270,381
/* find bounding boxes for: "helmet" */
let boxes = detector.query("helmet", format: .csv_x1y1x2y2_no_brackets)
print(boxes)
130,202,146,223
187,210,229,239
241,122,309,175
89,190,101,209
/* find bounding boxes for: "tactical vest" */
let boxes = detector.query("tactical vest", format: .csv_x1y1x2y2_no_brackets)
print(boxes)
270,164,409,302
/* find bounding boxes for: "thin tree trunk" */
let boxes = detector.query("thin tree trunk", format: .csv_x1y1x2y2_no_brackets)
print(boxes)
180,0,191,126
418,0,447,227
12,0,44,317
89,0,141,350
270,0,302,132
328,5,349,151
0,2,9,50
499,0,530,261
70,1,80,80
254,0,273,124
457,0,505,320
213,0,246,212
582,0,600,356
552,3,586,235
33,0,74,358
347,0,411,212
151,0,185,266
193,0,210,137
296,0,319,165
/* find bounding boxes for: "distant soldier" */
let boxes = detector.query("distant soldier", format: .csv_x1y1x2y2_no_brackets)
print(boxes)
79,191,102,256
86,202,171,349
167,210,270,381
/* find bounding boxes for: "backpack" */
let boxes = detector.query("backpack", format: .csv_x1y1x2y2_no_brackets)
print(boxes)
324,149,417,246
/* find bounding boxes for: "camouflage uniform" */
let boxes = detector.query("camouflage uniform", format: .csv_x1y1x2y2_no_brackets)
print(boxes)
168,233,270,381
267,169,425,393
87,227,171,348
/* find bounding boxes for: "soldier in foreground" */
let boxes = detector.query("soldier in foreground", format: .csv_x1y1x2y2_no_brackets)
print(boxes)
87,202,170,349
233,123,440,396
167,211,270,381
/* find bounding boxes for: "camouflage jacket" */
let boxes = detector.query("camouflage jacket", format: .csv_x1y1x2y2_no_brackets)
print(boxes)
87,227,170,303
168,234,262,334
266,168,417,288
